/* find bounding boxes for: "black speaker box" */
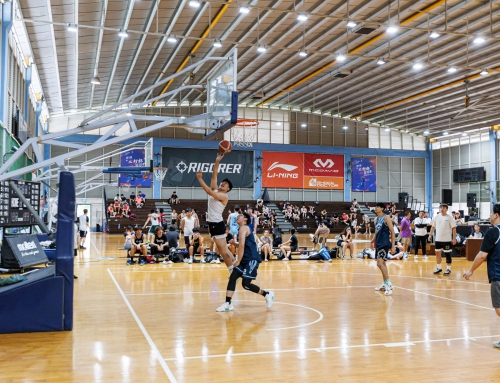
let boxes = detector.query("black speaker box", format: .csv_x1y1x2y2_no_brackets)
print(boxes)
442,189,453,205
398,192,408,208
467,193,476,208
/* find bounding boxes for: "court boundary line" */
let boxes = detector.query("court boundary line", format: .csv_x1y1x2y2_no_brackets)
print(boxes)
90,236,100,254
163,334,500,361
107,269,178,383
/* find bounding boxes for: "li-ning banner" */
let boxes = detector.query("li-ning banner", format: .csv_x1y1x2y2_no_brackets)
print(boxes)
262,152,344,189
351,157,377,192
162,148,254,188
119,148,152,187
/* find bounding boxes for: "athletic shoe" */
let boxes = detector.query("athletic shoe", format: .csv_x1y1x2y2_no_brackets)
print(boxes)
166,260,173,264
80,246,86,250
444,269,451,275
210,259,216,264
149,260,155,264
216,302,234,312
414,255,418,261
265,291,275,308
384,286,394,295
264,259,268,262
492,341,500,348
403,252,409,259
433,268,442,274
139,259,147,266
375,283,387,291
282,258,289,261
126,259,132,266
201,259,206,263
423,255,428,260
161,260,169,264
215,259,221,264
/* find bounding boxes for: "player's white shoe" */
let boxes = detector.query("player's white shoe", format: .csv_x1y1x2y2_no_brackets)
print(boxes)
265,291,275,308
375,283,386,291
384,285,394,295
216,302,234,312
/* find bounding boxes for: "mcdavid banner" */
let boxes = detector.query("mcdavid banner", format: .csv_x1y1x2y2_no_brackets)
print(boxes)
119,148,152,187
303,154,344,190
351,157,377,192
162,148,254,188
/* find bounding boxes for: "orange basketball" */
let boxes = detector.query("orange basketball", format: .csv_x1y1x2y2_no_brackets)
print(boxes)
218,140,232,154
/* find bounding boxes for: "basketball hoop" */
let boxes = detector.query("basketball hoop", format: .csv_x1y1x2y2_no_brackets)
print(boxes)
154,167,168,181
121,183,131,192
233,119,258,148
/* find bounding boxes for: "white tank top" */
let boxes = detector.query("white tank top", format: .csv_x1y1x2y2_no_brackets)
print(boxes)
183,216,195,236
207,192,226,223
151,213,159,226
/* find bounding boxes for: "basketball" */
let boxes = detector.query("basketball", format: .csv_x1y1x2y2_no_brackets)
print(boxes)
218,140,232,154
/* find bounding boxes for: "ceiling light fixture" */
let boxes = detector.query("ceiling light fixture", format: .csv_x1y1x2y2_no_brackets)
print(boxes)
167,35,177,43
343,125,348,130
337,53,346,61
413,62,423,70
447,67,457,73
301,123,307,128
462,132,467,136
385,127,390,131
90,76,101,85
257,45,267,53
67,23,78,33
443,131,449,135
118,29,128,38
322,125,326,128
429,31,440,38
126,112,132,116
189,0,201,8
213,39,222,48
480,68,489,76
424,130,429,135
386,24,399,34
298,49,307,57
346,20,357,28
239,5,250,14
377,57,386,65
473,36,485,45
297,13,308,21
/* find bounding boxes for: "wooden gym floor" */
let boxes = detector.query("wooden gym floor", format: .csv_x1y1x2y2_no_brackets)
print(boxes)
1,233,500,383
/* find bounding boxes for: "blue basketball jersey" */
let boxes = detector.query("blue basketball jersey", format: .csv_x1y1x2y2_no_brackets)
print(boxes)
375,215,392,248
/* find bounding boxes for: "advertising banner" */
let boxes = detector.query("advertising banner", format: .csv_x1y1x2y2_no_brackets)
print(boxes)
162,148,254,188
351,157,377,192
303,154,344,189
119,149,152,187
262,152,304,188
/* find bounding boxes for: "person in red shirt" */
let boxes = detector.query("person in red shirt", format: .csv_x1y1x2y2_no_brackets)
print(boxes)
113,200,121,215
122,203,130,217
107,203,114,218
135,196,143,208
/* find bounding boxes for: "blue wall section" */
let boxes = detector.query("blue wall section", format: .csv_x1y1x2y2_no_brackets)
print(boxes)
153,139,162,199
0,2,13,129
253,149,262,199
426,142,432,213
344,153,351,202
490,129,497,204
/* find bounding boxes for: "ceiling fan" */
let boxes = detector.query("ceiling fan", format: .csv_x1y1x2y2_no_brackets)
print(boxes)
451,79,500,119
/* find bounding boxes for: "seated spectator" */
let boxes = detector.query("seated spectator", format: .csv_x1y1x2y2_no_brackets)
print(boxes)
260,230,273,261
169,191,180,205
120,194,127,203
292,212,300,222
150,227,168,263
170,209,178,226
139,190,147,203
107,203,114,218
256,197,263,207
122,202,130,217
114,194,120,202
135,196,143,208
455,211,464,225
350,200,359,220
188,228,205,264
331,213,339,225
469,224,484,239
129,191,136,206
284,211,292,221
123,226,133,250
278,228,298,261
301,206,308,219
308,205,315,215
321,209,328,220
309,222,330,250
341,212,349,224
338,227,354,258
128,226,148,266
113,199,121,215
351,219,359,236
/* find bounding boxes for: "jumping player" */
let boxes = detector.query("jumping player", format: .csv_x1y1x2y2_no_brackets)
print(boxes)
216,212,274,312
371,202,396,295
196,153,235,272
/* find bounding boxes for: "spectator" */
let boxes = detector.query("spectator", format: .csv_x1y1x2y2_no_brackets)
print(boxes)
188,228,205,264
455,211,464,225
78,209,90,250
399,211,412,254
341,212,349,224
135,195,143,208
178,209,186,227
107,203,114,218
192,208,200,228
170,209,178,226
123,226,133,250
256,196,263,207
292,212,300,222
169,191,180,205
150,227,168,263
331,213,339,225
279,229,298,261
469,224,484,239
308,205,315,215
320,209,328,220
351,218,359,236
363,214,372,234
350,199,359,220
128,226,148,266
180,208,196,250
339,227,354,258
228,205,241,241
413,210,431,260
260,230,273,261
120,194,127,203
129,191,136,206
113,199,121,215
161,225,179,264
310,222,330,250
138,190,146,204
114,194,120,202
122,202,130,218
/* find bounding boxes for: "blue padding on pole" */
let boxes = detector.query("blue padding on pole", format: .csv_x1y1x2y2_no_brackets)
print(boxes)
55,171,75,330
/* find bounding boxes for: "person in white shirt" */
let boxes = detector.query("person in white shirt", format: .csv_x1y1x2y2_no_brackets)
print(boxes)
143,209,160,243
78,209,90,249
428,204,457,275
413,210,431,260
180,208,196,250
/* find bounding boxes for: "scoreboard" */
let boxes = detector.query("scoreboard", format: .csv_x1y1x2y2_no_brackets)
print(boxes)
0,180,41,226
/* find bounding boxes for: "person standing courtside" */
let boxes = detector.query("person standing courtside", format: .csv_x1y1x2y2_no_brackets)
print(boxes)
413,210,431,260
196,153,236,273
428,203,456,276
78,209,90,249
227,205,241,242
180,208,196,250
463,204,500,347
372,203,396,295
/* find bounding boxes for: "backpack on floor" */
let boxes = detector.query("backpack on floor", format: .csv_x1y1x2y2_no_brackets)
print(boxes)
318,246,331,261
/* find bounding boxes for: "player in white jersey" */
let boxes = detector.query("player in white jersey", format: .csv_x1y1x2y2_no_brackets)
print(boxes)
196,153,235,272
143,209,160,243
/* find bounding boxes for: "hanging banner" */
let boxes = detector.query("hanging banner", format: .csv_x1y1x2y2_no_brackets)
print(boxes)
303,154,344,189
351,157,377,192
162,148,254,188
262,152,303,188
119,149,152,187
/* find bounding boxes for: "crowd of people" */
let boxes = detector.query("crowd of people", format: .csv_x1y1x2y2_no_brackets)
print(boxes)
107,191,147,218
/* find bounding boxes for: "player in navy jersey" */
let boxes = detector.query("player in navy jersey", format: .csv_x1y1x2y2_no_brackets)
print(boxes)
216,212,274,312
371,202,396,295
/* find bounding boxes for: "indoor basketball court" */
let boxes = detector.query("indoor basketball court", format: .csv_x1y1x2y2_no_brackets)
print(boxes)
1,0,500,382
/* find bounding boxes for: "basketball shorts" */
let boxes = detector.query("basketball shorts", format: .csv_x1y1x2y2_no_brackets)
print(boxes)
208,221,226,239
79,230,87,238
235,259,259,280
401,237,412,245
375,246,391,261
149,225,159,234
192,245,202,254
435,241,453,252
491,281,500,308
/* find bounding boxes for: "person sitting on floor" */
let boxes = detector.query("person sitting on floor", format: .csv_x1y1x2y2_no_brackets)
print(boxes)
278,229,298,261
338,227,354,258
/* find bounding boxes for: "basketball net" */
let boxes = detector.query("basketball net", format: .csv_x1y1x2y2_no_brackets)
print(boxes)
232,119,258,148
122,183,130,192
154,167,168,181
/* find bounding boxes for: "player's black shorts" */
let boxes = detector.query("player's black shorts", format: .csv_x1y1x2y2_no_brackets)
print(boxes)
208,221,226,239
79,230,87,238
375,246,391,261
435,241,453,252
235,259,260,280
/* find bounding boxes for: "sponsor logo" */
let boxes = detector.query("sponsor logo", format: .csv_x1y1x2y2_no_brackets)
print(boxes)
267,162,298,172
313,159,335,168
308,178,339,188
17,241,37,252
267,173,299,179
175,161,242,174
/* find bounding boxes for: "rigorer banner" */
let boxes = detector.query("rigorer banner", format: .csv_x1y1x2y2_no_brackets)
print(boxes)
303,154,344,189
162,148,254,188
262,152,304,188
119,148,152,187
351,157,377,192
